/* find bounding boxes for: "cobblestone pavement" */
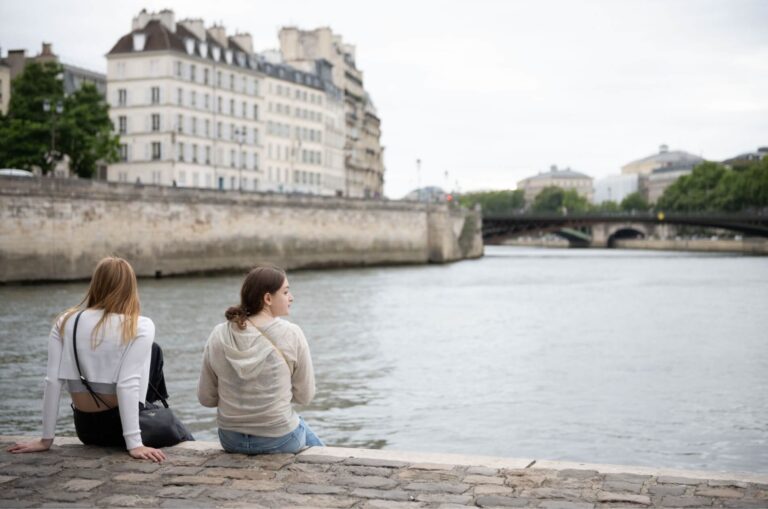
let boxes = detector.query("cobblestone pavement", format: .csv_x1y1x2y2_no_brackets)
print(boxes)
0,436,766,508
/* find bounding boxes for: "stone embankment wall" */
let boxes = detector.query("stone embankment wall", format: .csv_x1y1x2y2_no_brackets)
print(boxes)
615,237,768,255
0,177,483,283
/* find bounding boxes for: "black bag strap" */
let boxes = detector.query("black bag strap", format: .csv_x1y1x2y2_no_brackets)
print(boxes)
72,310,113,410
147,381,169,408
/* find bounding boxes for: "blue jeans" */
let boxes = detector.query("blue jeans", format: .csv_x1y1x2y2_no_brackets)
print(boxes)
218,417,324,454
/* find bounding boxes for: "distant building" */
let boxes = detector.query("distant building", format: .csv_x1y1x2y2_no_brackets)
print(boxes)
0,60,9,115
722,147,768,169
279,27,385,198
0,43,106,100
517,165,593,204
622,144,703,176
404,186,446,202
593,174,640,204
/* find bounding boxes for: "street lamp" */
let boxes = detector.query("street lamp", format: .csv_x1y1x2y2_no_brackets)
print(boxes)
43,99,63,173
234,127,246,192
416,158,421,201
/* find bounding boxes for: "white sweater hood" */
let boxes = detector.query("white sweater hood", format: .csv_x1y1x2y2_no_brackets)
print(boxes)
213,321,274,380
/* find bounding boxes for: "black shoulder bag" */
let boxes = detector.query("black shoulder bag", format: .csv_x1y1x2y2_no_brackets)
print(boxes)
72,311,193,448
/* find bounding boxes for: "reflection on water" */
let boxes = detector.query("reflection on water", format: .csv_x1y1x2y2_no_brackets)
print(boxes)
1,246,767,472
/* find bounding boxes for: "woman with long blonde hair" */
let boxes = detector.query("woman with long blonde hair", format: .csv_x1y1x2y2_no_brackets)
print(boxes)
8,256,186,462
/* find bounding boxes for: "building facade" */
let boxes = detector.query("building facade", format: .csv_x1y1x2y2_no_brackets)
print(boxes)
593,174,640,204
517,165,594,204
621,144,704,202
106,10,362,196
279,27,385,198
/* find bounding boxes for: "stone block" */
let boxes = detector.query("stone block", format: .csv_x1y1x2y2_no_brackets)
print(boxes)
397,469,461,482
296,454,345,464
648,483,686,496
596,491,651,505
157,486,207,498
229,479,284,491
336,465,395,477
286,483,348,495
97,494,160,507
206,467,275,480
408,463,456,471
661,495,714,507
0,476,17,484
656,475,703,486
695,486,745,498
62,478,104,492
463,474,505,485
475,495,530,507
351,488,415,501
466,466,499,476
107,461,162,473
474,484,514,495
159,498,217,508
41,491,93,503
403,482,470,494
601,480,644,493
163,475,227,485
0,465,61,477
113,472,161,483
539,502,595,509
59,467,112,480
162,454,209,466
708,479,748,488
414,493,473,505
522,487,586,500
602,472,651,484
0,502,37,509
157,465,203,475
557,469,599,479
67,459,102,469
205,488,252,501
364,501,425,509
334,475,397,489
343,458,409,468
286,462,331,473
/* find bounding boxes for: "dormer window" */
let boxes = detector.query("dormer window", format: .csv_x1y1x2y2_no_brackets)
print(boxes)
199,42,208,58
132,33,146,51
212,46,221,61
237,53,245,67
184,38,195,55
225,50,233,64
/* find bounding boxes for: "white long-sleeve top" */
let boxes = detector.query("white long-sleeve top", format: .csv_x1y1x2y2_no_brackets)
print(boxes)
197,318,316,437
42,309,155,450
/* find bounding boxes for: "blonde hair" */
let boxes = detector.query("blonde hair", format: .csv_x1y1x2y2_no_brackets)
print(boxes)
58,256,141,347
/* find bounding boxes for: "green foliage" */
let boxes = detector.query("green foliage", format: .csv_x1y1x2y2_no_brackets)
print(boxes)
0,62,118,177
593,200,620,212
61,84,119,178
657,160,768,212
458,189,525,216
619,192,649,212
531,186,591,214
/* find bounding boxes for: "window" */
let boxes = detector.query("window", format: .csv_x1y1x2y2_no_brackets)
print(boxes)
117,88,127,106
118,144,128,161
241,151,246,169
192,144,198,163
229,99,234,115
253,79,259,96
205,146,211,164
230,149,236,168
253,104,258,120
191,90,196,107
229,73,234,90
176,88,183,106
216,122,222,139
230,123,235,141
204,93,209,110
118,116,127,134
178,142,185,161
253,129,259,145
175,61,182,78
151,142,161,160
190,64,196,82
204,119,210,137
242,101,246,118
217,97,222,113
216,71,222,87
204,68,209,85
151,86,160,104
177,114,183,133
151,113,160,132
191,117,197,135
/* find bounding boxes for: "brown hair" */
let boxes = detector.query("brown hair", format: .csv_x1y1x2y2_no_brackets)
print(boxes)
225,265,287,330
58,256,141,347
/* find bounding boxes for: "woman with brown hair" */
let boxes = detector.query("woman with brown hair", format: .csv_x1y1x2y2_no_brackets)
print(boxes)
198,265,323,454
8,256,186,462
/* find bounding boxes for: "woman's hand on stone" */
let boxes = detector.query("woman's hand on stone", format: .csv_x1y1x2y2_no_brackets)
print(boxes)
128,445,166,462
7,438,53,453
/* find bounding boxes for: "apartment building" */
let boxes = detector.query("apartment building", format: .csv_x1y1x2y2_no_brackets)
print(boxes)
517,165,594,204
106,10,349,196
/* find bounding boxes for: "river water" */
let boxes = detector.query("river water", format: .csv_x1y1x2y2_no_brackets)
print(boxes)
1,246,766,473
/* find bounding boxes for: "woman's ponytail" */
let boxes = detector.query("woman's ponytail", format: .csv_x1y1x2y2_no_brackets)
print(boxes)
225,305,248,330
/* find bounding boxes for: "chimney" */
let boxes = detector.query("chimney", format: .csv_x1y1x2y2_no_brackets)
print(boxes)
231,33,253,53
659,144,669,154
40,43,54,56
179,18,206,40
208,24,228,48
131,9,175,32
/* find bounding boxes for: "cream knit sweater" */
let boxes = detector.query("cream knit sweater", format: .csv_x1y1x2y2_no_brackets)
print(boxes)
197,318,316,437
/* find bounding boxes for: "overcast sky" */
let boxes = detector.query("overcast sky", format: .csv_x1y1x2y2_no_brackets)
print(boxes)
2,0,766,198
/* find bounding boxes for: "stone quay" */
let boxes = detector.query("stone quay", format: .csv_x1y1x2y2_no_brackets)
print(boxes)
0,436,766,508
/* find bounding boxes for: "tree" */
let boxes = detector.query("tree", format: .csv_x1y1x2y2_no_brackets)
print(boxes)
0,62,119,177
0,62,65,173
594,200,620,213
61,84,119,178
458,189,525,215
620,192,649,212
531,186,591,214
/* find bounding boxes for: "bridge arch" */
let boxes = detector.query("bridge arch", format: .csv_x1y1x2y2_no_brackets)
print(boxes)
607,227,646,248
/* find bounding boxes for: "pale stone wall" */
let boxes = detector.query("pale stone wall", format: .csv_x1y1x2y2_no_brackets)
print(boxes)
0,177,482,282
